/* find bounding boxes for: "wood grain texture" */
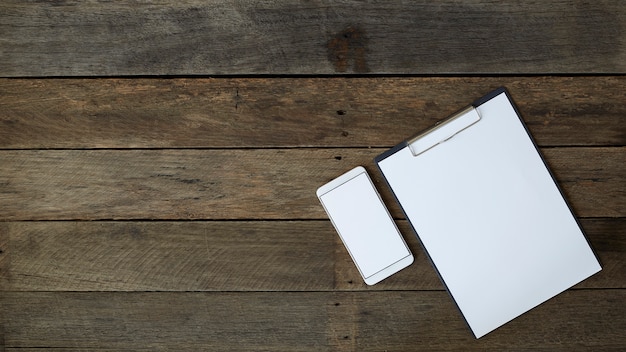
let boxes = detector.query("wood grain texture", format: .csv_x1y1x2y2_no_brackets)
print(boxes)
1,1,624,350
0,148,623,220
1,77,625,149
0,219,622,292
1,290,624,351
0,221,335,291
1,1,625,76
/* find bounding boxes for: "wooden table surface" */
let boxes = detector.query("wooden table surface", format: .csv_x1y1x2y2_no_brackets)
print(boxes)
1,1,625,350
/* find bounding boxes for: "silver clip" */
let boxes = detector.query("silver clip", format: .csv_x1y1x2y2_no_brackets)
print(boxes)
408,106,482,156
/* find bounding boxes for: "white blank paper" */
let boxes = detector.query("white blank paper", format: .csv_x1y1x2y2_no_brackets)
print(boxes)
377,90,601,338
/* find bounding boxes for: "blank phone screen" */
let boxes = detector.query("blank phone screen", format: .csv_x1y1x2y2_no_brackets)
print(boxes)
319,172,410,278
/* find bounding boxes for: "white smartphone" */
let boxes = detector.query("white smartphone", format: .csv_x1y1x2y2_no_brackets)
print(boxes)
317,166,413,285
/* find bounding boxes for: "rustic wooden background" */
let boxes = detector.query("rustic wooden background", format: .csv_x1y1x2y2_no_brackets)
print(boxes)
1,1,625,350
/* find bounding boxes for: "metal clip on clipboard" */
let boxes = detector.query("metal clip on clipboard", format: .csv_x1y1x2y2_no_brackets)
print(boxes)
408,106,482,156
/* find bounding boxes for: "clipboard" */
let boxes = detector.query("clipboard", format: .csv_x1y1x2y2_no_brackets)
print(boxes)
375,87,601,338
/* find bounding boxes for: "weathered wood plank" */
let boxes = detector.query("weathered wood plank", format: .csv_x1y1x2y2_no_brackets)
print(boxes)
1,77,624,148
330,290,626,351
1,1,625,76
1,290,624,350
0,219,622,292
0,291,328,351
0,148,623,220
0,221,335,291
576,219,626,290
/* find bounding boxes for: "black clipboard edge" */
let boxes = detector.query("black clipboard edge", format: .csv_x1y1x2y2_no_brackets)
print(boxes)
472,86,508,107
374,140,408,164
374,86,602,338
